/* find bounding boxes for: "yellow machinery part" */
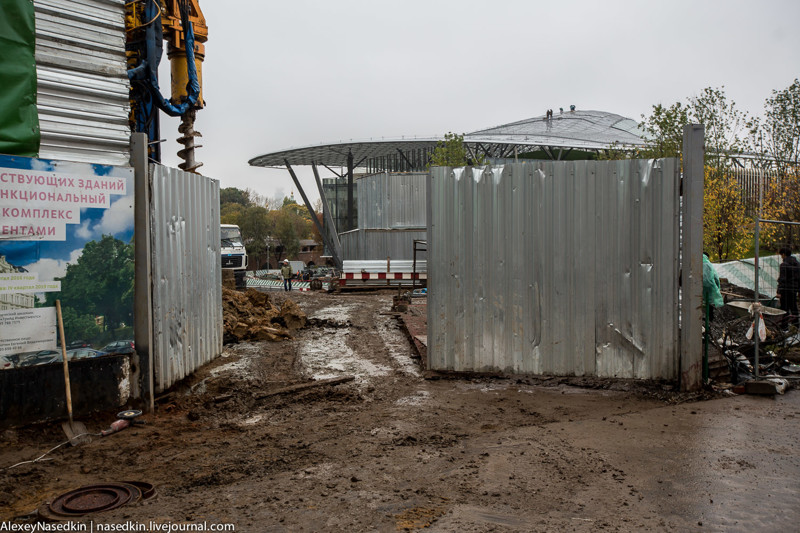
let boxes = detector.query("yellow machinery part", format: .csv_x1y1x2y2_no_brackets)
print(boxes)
168,51,205,108
160,0,208,107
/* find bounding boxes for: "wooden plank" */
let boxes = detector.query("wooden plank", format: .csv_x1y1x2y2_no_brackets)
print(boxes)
254,376,355,400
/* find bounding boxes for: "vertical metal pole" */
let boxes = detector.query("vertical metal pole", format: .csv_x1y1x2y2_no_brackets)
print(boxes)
753,171,763,377
334,173,340,230
285,160,329,252
412,241,418,292
132,132,154,412
347,151,354,231
681,124,704,391
312,163,343,269
703,301,710,381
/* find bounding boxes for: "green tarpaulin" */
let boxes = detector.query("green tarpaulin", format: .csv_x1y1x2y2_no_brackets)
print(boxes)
0,0,39,156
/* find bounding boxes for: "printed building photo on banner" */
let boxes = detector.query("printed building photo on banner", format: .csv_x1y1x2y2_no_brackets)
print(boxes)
0,154,134,369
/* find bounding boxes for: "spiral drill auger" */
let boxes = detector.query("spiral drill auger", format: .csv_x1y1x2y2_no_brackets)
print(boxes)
177,109,203,173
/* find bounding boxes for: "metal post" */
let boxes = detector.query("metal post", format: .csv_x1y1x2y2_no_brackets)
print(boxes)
285,160,333,258
753,171,763,377
312,163,343,269
132,132,154,412
347,150,354,231
680,124,704,391
412,241,418,292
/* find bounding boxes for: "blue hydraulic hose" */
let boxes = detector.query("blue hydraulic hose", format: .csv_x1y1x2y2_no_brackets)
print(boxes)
127,0,200,117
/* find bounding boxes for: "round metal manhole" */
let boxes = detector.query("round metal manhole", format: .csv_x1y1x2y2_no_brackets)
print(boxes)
123,480,156,500
62,487,122,513
47,483,142,518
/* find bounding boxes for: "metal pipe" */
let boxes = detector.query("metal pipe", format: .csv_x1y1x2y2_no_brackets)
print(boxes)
753,169,763,377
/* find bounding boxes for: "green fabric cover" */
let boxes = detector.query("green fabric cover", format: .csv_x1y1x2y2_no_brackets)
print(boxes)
703,255,724,308
0,0,39,156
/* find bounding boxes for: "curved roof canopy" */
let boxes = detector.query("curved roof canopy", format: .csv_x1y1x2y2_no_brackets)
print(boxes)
249,110,648,170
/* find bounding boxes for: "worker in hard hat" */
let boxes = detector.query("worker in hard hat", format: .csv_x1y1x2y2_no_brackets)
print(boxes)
281,259,293,292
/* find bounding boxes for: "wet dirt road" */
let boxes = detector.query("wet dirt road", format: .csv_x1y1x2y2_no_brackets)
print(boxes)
1,292,799,532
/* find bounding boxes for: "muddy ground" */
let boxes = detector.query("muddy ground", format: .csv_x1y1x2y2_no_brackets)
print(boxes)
1,291,799,532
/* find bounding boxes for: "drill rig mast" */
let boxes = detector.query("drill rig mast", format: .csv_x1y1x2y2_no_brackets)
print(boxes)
126,0,207,172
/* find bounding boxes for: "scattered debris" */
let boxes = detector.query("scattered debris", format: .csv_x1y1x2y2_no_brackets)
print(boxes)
100,410,144,437
744,380,782,395
222,288,307,343
392,291,412,312
706,280,800,392
279,298,307,330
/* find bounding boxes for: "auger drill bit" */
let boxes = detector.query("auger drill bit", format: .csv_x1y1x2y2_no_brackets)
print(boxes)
177,108,203,173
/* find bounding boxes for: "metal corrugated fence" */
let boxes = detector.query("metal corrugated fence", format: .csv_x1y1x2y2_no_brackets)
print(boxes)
340,229,427,261
428,160,680,379
34,0,131,166
150,164,222,393
357,172,428,229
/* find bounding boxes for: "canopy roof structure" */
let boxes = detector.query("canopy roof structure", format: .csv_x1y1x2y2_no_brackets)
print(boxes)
248,110,651,269
248,110,648,170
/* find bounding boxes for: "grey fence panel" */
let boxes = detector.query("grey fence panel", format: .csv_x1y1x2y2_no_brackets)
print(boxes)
428,160,680,379
34,0,131,166
593,159,680,379
340,229,427,262
150,165,222,393
357,172,428,229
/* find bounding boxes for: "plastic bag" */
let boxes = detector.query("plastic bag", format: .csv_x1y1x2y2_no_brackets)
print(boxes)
745,312,767,342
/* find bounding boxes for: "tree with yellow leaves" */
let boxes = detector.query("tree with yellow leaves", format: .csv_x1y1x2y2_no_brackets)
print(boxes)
703,166,749,261
759,168,800,250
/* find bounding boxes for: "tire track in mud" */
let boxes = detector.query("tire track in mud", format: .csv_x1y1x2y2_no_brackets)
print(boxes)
300,302,392,385
299,298,422,389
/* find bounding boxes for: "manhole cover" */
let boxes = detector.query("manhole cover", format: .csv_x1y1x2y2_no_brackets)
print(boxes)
62,487,122,513
44,482,144,519
123,480,156,500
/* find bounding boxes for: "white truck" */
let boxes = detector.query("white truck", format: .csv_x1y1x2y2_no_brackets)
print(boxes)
221,224,248,288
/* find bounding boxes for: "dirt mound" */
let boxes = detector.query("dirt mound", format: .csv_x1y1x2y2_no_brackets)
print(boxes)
222,288,307,343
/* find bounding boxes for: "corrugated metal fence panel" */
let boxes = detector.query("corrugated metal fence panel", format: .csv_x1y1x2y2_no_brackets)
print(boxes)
428,160,680,379
357,172,428,229
387,172,427,228
358,173,386,229
340,229,427,261
151,164,222,393
34,0,131,166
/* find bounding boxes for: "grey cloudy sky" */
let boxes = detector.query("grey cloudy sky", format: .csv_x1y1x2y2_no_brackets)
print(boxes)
158,0,800,205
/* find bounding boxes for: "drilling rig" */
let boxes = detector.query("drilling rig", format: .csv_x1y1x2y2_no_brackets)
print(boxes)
125,0,207,172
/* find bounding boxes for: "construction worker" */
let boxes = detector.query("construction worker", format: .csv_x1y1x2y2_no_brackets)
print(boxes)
281,259,293,292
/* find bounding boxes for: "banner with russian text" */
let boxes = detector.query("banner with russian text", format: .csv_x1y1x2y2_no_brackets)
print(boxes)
0,154,134,367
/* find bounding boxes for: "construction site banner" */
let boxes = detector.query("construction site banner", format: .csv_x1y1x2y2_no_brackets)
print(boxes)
0,0,40,156
0,154,134,367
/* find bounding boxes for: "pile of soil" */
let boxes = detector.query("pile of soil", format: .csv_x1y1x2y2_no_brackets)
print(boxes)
222,288,307,343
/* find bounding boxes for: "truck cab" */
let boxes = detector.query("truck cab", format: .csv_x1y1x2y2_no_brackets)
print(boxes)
221,224,247,288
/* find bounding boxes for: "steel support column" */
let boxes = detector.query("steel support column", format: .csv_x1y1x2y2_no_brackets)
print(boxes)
680,124,705,391
285,160,330,258
132,132,154,413
312,163,343,269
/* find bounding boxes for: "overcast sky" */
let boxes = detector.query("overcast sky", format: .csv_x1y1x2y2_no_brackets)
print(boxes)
157,0,800,206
